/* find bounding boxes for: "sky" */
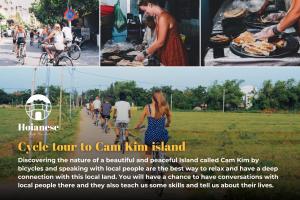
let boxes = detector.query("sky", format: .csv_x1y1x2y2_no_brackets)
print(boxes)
0,67,300,93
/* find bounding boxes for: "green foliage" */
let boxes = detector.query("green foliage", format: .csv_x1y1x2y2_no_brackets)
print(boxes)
30,0,99,25
252,79,300,110
0,13,5,20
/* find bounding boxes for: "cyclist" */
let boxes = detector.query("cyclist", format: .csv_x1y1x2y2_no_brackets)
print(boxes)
135,89,171,159
62,22,73,45
12,25,18,52
86,101,90,115
42,23,65,62
89,99,95,119
100,97,112,129
93,96,101,125
30,29,34,46
16,25,27,58
113,92,131,144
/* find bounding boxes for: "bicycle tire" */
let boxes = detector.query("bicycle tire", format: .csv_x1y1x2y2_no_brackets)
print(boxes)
120,130,125,154
57,55,73,66
39,53,49,66
20,48,25,65
68,44,81,60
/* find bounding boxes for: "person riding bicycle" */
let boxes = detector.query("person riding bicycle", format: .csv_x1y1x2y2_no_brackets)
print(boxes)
42,23,65,62
62,22,73,46
16,25,27,58
113,92,131,144
135,90,171,158
100,97,112,129
89,99,95,119
12,25,18,53
93,96,101,125
30,29,34,46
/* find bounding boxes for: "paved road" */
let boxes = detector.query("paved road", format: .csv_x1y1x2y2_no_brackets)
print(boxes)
0,37,99,66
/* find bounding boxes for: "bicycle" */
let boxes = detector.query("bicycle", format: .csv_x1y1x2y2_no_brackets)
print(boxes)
17,43,26,65
39,45,73,67
118,122,128,154
102,117,110,134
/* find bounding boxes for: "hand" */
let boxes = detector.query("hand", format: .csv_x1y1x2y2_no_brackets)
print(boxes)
135,53,145,62
134,124,141,129
254,25,276,40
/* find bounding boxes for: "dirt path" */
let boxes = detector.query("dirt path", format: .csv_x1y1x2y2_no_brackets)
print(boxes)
66,109,185,200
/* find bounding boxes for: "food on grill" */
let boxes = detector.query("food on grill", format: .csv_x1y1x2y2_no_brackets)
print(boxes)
109,55,121,60
101,60,115,66
272,39,287,48
102,47,119,54
243,41,276,56
224,8,246,18
127,51,141,56
232,31,256,46
210,34,230,43
117,59,143,66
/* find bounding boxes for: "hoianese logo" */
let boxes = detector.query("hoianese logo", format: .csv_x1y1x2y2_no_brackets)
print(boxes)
19,94,58,132
25,94,52,121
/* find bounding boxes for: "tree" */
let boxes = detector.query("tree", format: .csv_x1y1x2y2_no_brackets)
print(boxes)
207,80,244,110
31,0,98,25
0,89,10,104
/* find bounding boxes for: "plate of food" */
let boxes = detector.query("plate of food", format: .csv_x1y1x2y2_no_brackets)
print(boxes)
230,31,299,58
224,8,247,19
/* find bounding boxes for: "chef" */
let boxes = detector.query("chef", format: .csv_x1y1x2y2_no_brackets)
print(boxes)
255,0,300,39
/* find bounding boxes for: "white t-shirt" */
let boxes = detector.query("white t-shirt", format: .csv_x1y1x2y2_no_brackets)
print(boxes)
93,99,101,110
114,101,131,123
62,26,73,41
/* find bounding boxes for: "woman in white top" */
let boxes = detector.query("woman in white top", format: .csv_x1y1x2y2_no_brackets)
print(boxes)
42,23,65,60
15,25,27,58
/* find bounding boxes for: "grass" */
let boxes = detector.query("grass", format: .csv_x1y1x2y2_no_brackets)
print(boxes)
129,111,300,199
0,107,80,179
0,108,299,198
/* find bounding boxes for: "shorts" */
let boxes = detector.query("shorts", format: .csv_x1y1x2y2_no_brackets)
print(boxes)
101,114,111,119
94,109,100,115
17,38,26,46
115,121,128,129
13,39,16,44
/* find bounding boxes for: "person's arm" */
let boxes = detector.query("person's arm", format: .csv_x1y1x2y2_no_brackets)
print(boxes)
277,1,300,32
146,14,169,55
258,0,271,15
135,106,147,129
43,31,54,43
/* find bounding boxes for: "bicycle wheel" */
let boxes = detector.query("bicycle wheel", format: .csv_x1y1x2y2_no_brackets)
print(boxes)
19,48,25,65
39,53,49,66
120,131,125,154
57,56,73,66
68,44,81,60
